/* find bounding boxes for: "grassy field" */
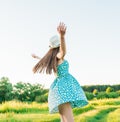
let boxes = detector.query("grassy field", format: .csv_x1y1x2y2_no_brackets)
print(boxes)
0,98,120,122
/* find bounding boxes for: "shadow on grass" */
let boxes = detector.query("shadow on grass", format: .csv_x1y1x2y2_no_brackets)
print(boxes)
73,104,95,115
84,107,117,122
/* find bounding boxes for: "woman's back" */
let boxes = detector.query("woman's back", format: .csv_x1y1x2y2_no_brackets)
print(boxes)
57,60,69,77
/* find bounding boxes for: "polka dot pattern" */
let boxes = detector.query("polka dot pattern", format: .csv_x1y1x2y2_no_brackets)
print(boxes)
48,60,88,114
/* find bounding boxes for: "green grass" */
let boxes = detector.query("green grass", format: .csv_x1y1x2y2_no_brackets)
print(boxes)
107,108,120,122
0,98,120,122
0,101,48,113
0,113,60,122
81,107,117,122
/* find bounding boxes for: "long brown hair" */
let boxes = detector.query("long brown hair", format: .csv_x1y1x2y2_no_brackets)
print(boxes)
33,47,59,74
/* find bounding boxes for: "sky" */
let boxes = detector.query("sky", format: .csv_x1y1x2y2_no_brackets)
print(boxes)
0,0,120,88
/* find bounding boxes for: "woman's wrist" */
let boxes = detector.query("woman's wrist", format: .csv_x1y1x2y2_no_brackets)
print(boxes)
60,35,65,38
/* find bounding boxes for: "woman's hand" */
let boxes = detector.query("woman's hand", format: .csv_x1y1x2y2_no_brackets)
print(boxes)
31,54,41,60
57,22,67,37
31,54,37,58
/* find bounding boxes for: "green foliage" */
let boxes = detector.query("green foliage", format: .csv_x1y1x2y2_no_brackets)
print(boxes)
13,82,47,102
116,90,120,96
0,76,120,103
106,86,114,93
82,84,120,92
85,92,94,100
35,93,48,103
97,92,108,99
107,92,119,98
93,89,98,96
0,77,48,103
0,77,13,102
97,92,119,99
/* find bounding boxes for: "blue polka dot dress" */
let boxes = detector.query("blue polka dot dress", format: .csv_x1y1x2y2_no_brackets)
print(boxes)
48,60,88,114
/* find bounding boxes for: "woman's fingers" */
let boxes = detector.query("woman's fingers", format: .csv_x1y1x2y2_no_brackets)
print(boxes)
57,22,66,36
58,22,66,31
59,22,65,29
31,54,36,58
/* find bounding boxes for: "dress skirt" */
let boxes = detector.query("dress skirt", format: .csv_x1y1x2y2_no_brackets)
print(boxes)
48,60,88,114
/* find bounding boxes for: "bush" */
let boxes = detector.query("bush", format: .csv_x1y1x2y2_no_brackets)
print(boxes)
85,92,94,100
93,89,98,96
96,92,119,99
35,93,48,103
117,90,120,96
106,87,114,93
97,92,108,99
107,92,119,98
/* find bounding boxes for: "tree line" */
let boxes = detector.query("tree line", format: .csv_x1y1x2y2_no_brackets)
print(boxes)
0,77,48,103
0,77,120,103
82,84,120,92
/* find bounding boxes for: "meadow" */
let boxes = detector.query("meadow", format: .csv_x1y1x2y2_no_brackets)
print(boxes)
0,98,120,122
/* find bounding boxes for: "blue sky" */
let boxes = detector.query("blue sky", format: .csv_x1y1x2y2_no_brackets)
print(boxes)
0,0,120,88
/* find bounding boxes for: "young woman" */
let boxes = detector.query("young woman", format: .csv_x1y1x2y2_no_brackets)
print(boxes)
32,22,88,122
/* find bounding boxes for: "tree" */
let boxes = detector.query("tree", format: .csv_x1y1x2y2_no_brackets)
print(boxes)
0,77,13,102
106,86,113,93
13,82,47,102
93,89,98,96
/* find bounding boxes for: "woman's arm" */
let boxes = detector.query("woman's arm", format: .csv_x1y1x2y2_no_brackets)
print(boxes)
31,54,41,60
57,22,67,59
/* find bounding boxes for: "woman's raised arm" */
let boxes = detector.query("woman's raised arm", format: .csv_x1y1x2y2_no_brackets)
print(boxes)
57,22,67,59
